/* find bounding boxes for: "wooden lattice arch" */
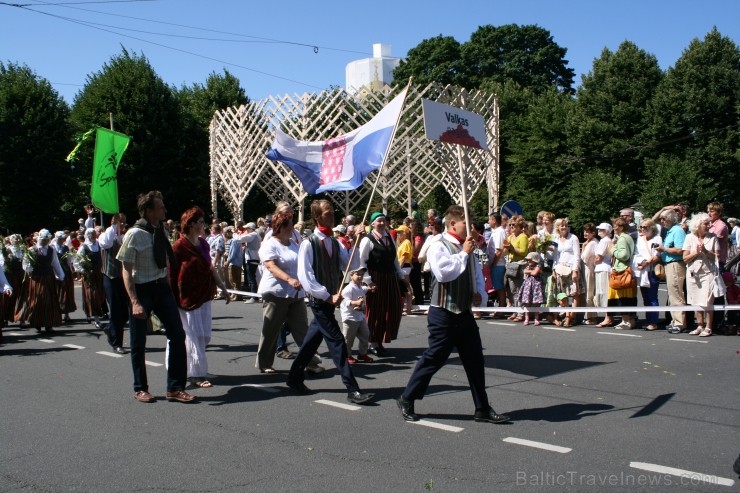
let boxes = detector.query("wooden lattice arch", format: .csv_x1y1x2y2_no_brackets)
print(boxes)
209,82,499,222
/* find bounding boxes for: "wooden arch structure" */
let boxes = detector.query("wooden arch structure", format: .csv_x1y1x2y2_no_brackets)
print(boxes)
209,82,499,222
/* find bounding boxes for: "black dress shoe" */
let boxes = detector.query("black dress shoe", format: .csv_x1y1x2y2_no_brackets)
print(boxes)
396,396,419,421
347,391,374,404
286,381,311,394
474,408,511,424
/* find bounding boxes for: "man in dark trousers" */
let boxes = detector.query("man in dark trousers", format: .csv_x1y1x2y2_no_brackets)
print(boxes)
287,199,373,405
396,205,510,424
99,212,129,354
117,191,195,404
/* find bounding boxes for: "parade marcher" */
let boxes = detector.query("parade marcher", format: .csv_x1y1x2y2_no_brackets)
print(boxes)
21,229,65,333
0,257,13,344
237,222,261,303
98,213,130,354
225,225,244,301
286,200,374,405
117,191,196,404
76,227,108,328
358,212,404,355
7,234,28,327
170,207,230,388
52,231,76,324
340,266,375,364
254,204,315,374
395,205,509,424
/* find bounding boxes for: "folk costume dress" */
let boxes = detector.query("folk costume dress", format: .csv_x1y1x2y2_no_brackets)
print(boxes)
21,238,65,330
53,239,77,317
77,239,108,320
359,231,403,345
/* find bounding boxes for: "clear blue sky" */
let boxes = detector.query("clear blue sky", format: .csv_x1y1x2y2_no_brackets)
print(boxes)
2,0,738,104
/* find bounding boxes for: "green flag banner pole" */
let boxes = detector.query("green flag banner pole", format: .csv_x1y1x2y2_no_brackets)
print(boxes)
91,128,131,214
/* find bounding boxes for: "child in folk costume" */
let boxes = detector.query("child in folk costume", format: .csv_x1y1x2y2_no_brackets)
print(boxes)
517,252,545,326
0,256,13,344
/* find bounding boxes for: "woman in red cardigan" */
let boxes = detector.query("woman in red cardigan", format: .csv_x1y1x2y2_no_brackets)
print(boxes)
169,207,230,388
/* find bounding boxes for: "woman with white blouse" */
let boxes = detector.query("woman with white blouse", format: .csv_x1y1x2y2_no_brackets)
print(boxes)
553,219,580,327
683,213,720,337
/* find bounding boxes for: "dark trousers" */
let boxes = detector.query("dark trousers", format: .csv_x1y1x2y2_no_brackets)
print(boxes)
129,279,187,393
410,262,424,305
288,301,359,393
102,275,129,347
244,261,259,294
403,306,489,411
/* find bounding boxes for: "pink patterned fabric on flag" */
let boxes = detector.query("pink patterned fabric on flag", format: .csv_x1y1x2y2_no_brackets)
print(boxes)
320,136,347,186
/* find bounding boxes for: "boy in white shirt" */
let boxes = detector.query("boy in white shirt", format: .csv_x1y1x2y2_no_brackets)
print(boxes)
340,266,375,365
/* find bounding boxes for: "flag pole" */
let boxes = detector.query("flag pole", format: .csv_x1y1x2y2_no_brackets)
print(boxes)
336,79,413,294
457,145,471,234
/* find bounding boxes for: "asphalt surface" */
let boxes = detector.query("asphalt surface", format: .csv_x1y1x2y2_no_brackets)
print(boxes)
1,285,738,492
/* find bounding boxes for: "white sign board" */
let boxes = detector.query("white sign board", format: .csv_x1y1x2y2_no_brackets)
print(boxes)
421,99,489,151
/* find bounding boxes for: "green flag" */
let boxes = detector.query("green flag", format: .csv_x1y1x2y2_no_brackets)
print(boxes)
91,128,131,214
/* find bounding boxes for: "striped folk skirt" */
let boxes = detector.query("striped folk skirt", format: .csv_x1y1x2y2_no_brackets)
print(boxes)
81,271,108,318
21,274,62,329
365,269,402,344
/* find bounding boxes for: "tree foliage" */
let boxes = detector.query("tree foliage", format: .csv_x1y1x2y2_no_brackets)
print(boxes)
392,36,461,87
570,41,663,183
647,28,740,212
70,48,190,221
0,62,73,234
461,24,575,94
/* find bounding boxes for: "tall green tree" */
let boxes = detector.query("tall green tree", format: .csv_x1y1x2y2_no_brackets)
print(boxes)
505,87,575,216
570,41,664,185
0,62,73,234
392,35,462,87
647,28,740,214
461,24,575,94
70,48,187,221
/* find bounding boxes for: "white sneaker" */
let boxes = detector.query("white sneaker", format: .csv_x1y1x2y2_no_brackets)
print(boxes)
243,298,256,304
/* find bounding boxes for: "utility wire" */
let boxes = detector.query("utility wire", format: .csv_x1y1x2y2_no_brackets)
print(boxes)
18,0,371,56
8,4,332,91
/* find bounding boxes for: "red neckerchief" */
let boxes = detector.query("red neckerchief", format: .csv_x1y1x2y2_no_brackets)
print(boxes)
447,231,465,244
317,226,333,237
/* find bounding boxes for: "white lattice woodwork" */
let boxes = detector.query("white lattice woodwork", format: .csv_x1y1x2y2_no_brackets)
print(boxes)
209,82,499,222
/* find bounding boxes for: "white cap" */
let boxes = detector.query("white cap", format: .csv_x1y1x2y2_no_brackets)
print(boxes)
596,222,613,232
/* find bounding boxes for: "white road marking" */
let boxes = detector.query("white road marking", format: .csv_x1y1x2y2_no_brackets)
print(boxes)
630,462,735,487
503,437,571,453
38,338,55,343
238,383,280,394
145,360,163,367
97,351,124,358
315,399,362,411
62,344,85,349
410,419,464,433
597,331,642,337
7,332,23,336
542,327,576,332
669,338,708,344
486,321,517,326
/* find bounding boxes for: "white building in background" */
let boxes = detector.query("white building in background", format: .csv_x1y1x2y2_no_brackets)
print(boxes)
345,43,401,94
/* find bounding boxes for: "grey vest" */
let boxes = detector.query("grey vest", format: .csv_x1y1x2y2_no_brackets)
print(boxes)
431,238,476,314
309,235,342,298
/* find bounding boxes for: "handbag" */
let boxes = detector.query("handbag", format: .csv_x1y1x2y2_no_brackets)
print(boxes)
654,262,666,281
505,261,523,279
609,267,635,290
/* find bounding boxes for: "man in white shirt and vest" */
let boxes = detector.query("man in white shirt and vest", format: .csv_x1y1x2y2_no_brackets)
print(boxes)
286,200,373,405
396,205,510,424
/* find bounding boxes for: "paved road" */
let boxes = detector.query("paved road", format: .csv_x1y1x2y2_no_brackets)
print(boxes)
1,286,738,492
